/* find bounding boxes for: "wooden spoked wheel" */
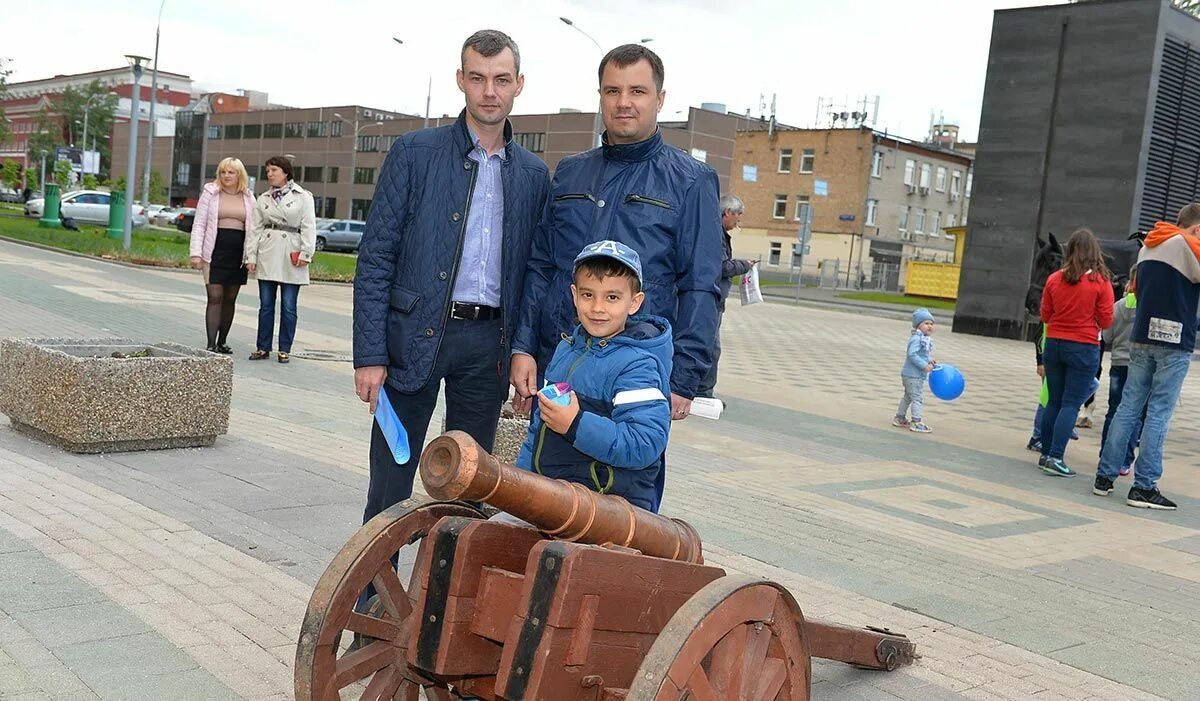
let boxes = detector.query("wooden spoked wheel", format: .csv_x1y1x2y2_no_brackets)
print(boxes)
295,500,483,701
627,576,811,701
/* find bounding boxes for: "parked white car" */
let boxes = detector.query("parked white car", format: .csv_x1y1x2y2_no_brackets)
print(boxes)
24,190,149,228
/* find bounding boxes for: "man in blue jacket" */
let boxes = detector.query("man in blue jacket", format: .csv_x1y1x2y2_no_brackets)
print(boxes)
353,30,550,523
509,44,724,422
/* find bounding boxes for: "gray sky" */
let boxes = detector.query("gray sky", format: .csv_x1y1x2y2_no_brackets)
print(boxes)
8,0,1067,142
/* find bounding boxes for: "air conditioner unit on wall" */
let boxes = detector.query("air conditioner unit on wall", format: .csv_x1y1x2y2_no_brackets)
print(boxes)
900,231,912,241
906,183,916,194
950,191,959,201
919,186,930,196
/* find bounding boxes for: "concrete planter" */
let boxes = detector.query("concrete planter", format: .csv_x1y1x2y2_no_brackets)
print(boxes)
0,337,233,453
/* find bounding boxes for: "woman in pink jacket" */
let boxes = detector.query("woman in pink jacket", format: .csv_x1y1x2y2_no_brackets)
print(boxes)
188,157,256,353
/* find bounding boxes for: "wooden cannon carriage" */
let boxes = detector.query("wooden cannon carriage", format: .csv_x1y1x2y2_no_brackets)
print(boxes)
296,431,916,700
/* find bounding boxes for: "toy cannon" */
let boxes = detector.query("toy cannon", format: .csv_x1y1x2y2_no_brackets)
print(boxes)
296,431,916,700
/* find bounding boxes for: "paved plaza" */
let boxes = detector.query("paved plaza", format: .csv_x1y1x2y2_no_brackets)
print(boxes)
0,238,1198,700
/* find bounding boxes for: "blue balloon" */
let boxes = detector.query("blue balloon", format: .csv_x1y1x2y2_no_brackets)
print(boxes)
929,364,966,401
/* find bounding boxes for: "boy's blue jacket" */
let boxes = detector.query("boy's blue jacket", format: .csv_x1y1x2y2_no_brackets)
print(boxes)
901,330,934,379
515,314,673,512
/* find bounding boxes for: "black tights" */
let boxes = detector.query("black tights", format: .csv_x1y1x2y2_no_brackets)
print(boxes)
205,284,242,348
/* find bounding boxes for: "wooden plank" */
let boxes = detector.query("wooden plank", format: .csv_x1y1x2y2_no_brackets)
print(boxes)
471,567,525,642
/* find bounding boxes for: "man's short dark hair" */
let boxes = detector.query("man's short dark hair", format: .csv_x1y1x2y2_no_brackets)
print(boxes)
598,44,664,92
462,29,521,74
264,155,293,181
574,258,642,294
1178,202,1200,228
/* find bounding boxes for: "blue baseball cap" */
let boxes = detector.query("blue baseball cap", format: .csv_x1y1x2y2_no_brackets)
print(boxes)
573,240,644,285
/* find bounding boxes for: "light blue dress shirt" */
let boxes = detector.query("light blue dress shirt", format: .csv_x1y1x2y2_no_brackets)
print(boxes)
451,129,506,307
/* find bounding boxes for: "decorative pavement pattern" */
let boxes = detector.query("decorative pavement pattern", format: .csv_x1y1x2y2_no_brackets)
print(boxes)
0,238,1198,699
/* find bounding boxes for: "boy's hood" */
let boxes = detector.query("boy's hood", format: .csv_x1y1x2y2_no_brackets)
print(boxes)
1146,221,1200,258
571,314,673,364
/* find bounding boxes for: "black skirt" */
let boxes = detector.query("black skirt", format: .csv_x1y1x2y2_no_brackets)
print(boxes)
209,227,248,286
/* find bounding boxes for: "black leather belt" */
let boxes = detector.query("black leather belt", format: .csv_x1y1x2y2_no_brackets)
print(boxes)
449,301,501,321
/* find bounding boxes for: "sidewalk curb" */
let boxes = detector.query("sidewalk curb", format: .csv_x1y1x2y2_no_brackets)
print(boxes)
0,234,354,287
762,288,957,323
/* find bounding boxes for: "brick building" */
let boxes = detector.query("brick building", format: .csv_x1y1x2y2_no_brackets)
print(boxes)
729,126,972,287
171,103,759,218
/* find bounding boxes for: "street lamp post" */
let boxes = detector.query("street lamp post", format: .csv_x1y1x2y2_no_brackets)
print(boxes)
559,17,605,149
392,38,432,129
333,112,383,220
141,0,167,207
123,54,150,251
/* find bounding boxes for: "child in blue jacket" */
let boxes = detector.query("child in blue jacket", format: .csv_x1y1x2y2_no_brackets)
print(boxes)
894,308,936,433
515,240,672,513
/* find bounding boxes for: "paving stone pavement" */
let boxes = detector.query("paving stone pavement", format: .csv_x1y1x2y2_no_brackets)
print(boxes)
0,239,1197,699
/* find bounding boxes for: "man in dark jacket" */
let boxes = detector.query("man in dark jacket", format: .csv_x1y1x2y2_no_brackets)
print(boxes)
353,30,550,523
697,193,754,398
509,44,723,422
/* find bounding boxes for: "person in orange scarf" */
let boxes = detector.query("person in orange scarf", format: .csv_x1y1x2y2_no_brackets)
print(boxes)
1093,203,1200,510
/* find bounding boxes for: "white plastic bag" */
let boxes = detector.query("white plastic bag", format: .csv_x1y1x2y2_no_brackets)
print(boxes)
740,265,763,306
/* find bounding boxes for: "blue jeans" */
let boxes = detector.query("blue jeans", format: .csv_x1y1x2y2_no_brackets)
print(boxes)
256,281,300,353
897,376,925,421
1099,365,1144,468
1098,344,1191,490
1040,338,1100,460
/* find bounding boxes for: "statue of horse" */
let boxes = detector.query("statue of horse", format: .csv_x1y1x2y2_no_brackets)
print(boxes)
1025,231,1145,317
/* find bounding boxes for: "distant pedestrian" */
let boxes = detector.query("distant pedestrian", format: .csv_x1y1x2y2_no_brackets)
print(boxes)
893,308,936,433
245,156,316,364
188,157,256,354
1038,227,1113,477
1099,265,1144,478
1094,204,1200,510
696,193,754,400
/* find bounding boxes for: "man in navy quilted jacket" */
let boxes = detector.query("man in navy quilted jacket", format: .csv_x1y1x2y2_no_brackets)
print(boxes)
352,30,550,524
509,44,723,424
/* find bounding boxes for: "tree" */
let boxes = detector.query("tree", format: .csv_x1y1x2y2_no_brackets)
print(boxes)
147,170,167,204
58,81,118,178
1,160,21,191
26,166,40,192
82,174,98,190
27,107,57,169
0,58,11,147
53,158,73,189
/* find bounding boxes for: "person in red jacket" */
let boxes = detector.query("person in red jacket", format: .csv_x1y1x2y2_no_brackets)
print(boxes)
1038,228,1114,477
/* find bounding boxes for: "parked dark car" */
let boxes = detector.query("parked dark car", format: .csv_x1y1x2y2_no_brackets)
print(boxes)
176,208,197,234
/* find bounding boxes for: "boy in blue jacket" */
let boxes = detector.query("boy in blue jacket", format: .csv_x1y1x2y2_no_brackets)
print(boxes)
515,240,672,513
894,308,936,433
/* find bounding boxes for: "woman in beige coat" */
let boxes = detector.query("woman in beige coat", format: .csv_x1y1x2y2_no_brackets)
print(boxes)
245,155,316,363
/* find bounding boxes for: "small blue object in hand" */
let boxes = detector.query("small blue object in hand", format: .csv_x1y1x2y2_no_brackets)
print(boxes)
540,382,572,406
374,387,410,464
929,364,965,401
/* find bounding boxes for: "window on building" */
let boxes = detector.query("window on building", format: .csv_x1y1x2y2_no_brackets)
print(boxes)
356,134,380,152
352,198,372,220
207,125,222,139
935,166,947,192
264,123,283,138
328,167,339,183
866,199,878,226
381,135,399,151
224,124,242,140
204,164,217,180
800,148,815,173
914,208,926,233
899,205,909,231
354,167,376,185
307,121,327,137
322,197,337,218
284,122,304,138
951,169,962,196
515,132,546,153
871,151,883,178
243,124,262,139
176,162,190,186
769,242,782,266
778,148,793,173
773,194,787,219
794,195,810,221
929,211,941,236
303,166,324,183
919,163,931,189
966,170,973,197
330,121,343,137
904,159,915,186
947,213,957,228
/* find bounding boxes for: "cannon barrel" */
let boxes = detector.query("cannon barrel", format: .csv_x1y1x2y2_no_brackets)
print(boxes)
419,431,703,563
